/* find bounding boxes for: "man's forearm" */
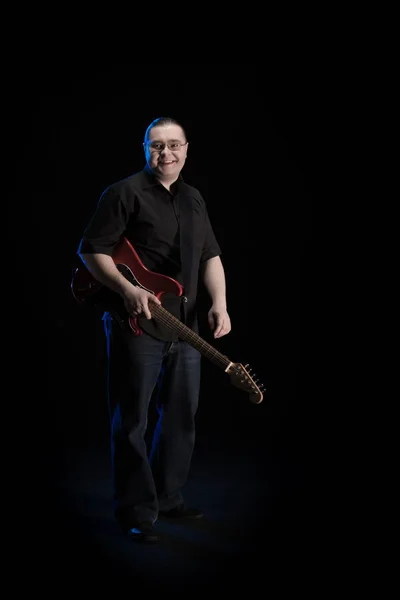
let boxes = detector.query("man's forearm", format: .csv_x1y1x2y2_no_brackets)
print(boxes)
200,256,227,308
79,253,134,297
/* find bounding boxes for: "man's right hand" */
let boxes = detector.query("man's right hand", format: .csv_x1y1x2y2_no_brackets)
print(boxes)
122,285,161,320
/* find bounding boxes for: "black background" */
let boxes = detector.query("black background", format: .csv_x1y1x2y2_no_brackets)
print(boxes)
7,62,315,586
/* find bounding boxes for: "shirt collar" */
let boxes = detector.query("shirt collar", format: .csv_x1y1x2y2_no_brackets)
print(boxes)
141,165,184,190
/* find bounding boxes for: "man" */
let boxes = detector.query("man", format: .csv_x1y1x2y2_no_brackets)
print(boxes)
77,116,231,542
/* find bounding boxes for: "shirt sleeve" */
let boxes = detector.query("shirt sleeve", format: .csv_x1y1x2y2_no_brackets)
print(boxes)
77,185,131,256
200,204,221,263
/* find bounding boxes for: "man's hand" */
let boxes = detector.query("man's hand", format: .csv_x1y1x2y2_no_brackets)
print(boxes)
207,308,231,338
122,286,161,320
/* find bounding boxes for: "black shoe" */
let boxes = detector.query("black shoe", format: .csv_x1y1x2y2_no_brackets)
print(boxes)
127,522,158,543
159,505,203,519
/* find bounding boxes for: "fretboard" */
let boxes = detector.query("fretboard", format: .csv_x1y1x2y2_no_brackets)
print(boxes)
150,303,231,371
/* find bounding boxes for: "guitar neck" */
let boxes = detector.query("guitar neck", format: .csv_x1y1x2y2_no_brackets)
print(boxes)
150,303,232,371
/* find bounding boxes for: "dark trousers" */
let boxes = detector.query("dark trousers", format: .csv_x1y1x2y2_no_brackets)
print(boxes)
103,315,201,530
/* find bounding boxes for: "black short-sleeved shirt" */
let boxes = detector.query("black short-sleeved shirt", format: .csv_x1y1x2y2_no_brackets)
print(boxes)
77,166,221,341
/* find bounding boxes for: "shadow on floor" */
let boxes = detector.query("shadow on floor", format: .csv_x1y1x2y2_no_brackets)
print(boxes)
33,419,314,590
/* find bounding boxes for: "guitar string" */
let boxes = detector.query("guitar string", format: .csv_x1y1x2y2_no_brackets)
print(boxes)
149,303,260,393
74,268,262,397
151,304,230,369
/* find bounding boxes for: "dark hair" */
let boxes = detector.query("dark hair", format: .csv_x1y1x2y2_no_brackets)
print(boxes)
144,117,187,143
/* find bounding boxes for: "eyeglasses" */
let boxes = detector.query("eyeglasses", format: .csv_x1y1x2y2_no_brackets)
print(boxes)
146,141,188,152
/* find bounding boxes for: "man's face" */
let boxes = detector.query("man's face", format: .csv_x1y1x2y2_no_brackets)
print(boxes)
144,124,188,180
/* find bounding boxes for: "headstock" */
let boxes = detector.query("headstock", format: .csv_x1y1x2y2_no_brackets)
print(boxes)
227,363,265,404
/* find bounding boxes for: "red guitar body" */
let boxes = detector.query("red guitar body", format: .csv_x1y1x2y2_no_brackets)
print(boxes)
71,236,184,336
71,236,265,403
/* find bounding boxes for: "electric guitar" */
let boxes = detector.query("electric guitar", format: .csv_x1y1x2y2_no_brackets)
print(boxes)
71,237,264,404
